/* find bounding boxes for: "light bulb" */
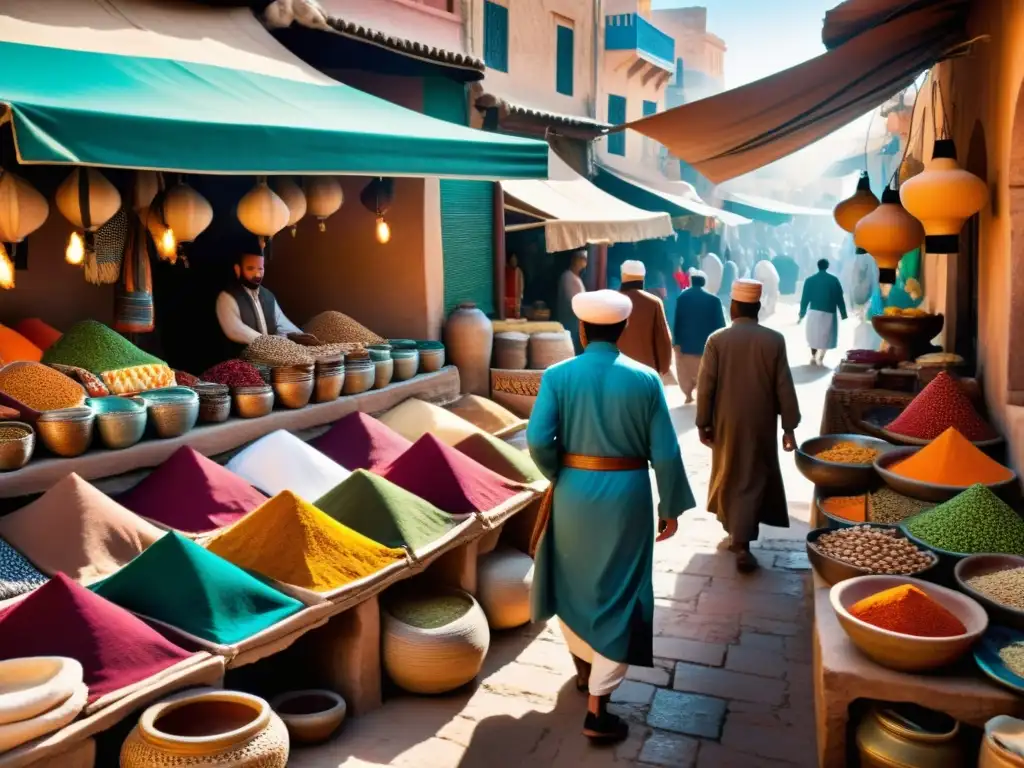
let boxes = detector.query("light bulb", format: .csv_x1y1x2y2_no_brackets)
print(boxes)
158,227,177,259
65,232,85,266
375,216,391,244
0,244,13,290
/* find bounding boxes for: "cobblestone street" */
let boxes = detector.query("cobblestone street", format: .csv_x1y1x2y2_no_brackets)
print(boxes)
294,301,847,767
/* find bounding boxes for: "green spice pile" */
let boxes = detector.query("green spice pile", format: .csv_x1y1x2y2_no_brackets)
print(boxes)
999,642,1024,678
966,566,1024,610
903,484,1024,555
813,526,934,574
42,320,165,375
869,487,934,525
0,363,85,412
389,594,472,629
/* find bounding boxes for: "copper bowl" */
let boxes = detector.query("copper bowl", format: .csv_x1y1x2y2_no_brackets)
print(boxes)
36,407,95,458
0,421,35,470
870,314,945,362
233,386,274,419
795,434,894,492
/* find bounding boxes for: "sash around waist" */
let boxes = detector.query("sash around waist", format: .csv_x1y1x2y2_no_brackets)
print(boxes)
561,454,647,471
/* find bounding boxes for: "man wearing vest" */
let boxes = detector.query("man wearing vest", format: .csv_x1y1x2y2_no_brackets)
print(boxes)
215,253,318,354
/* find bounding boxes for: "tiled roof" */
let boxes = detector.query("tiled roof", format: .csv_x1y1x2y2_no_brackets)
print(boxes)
475,93,611,135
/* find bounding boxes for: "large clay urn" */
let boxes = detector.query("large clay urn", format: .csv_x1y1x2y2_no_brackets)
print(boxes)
444,302,493,396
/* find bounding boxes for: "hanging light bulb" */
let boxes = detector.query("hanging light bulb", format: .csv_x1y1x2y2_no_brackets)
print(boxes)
854,187,924,286
158,227,177,259
833,172,879,233
375,215,391,244
65,232,85,266
0,243,13,290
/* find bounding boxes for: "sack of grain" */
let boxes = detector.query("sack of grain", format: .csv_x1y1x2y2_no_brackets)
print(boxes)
304,311,386,345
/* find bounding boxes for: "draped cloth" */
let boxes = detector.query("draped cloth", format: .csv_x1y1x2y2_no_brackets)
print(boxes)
114,211,154,333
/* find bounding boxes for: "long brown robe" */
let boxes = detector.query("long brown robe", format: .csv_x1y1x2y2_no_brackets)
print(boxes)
617,285,673,375
695,318,800,543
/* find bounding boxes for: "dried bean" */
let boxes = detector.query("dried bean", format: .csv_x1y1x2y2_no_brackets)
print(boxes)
0,363,85,411
812,525,933,575
965,567,1024,610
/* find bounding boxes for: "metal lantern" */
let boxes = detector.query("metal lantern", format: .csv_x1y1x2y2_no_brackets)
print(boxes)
160,180,213,245
237,178,290,253
360,177,395,245
55,168,121,267
0,170,49,245
854,187,924,286
304,177,343,232
900,139,988,254
833,172,879,234
271,177,307,236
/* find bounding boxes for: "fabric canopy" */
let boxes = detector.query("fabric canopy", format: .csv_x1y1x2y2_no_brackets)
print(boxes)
720,192,832,226
502,152,674,252
612,0,968,184
0,0,547,178
594,164,751,227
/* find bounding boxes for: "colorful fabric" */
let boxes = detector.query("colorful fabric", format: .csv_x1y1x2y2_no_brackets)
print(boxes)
0,536,47,600
0,325,41,365
114,212,154,333
311,412,412,472
12,319,61,352
226,430,350,501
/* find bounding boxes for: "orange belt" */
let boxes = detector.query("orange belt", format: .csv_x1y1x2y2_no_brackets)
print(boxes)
529,454,647,557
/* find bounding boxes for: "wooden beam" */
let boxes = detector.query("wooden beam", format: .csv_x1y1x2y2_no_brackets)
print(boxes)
642,65,660,87
626,59,646,80
656,71,671,90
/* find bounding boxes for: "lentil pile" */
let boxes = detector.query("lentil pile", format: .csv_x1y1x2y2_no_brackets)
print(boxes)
304,311,385,345
813,526,934,574
868,487,934,524
999,642,1024,678
42,320,165,375
201,360,265,388
244,335,314,366
885,372,997,442
891,427,1014,486
849,584,966,637
903,484,1024,555
815,442,879,464
389,593,472,629
0,425,29,441
966,566,1024,610
0,363,85,412
820,495,867,523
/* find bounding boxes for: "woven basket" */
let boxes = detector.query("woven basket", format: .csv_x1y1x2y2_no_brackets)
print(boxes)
382,591,490,695
490,368,542,418
528,331,573,370
493,332,528,370
477,548,534,630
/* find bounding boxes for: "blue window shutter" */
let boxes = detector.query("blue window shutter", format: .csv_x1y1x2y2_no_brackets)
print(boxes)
556,25,574,96
484,2,509,73
607,95,627,156
643,100,658,117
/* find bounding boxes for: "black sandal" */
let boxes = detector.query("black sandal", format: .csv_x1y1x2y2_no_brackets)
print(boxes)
583,695,629,743
570,654,591,693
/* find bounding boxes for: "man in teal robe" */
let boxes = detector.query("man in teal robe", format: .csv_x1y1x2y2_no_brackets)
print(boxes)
799,258,848,366
527,289,695,743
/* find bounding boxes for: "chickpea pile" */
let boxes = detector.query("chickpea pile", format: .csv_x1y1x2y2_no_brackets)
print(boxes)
813,526,934,575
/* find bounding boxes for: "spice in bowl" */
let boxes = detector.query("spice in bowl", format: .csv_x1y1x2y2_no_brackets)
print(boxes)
202,360,265,389
0,363,85,412
999,642,1024,678
0,425,30,441
814,441,880,464
820,495,867,523
813,526,934,574
304,311,385,345
965,566,1024,611
244,336,314,367
890,427,1014,486
389,594,472,629
904,484,1024,555
867,487,933,525
849,583,966,637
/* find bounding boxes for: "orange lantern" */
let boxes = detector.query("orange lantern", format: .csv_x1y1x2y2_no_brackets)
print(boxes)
833,172,879,234
854,187,923,285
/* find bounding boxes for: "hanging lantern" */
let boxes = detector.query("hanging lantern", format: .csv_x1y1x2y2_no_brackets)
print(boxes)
833,172,879,233
55,168,121,267
272,177,307,236
0,243,13,290
361,178,395,245
854,187,924,286
304,177,343,232
0,170,49,245
138,204,178,263
160,180,212,246
900,139,988,254
237,177,290,254
132,171,161,212
375,216,391,244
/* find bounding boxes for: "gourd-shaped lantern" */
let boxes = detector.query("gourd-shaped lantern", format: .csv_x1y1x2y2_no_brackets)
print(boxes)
160,179,212,253
900,138,988,254
304,177,343,232
854,186,924,287
833,172,879,233
360,177,394,245
55,168,121,266
0,170,48,290
136,173,177,262
237,177,290,254
272,177,307,236
132,171,161,212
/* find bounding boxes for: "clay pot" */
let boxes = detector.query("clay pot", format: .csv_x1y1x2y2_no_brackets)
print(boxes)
444,303,493,396
120,689,289,767
477,548,534,630
271,690,346,745
528,331,574,370
493,332,528,370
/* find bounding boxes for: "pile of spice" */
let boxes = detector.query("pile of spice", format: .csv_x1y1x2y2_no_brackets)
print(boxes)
173,370,201,388
965,566,1024,610
849,583,966,637
814,442,879,464
453,432,545,484
890,427,1014,486
820,495,867,522
999,641,1024,678
316,470,456,551
379,398,488,445
903,484,1024,555
303,311,384,345
226,430,350,502
201,359,265,388
868,487,933,525
311,412,412,472
885,372,997,442
813,526,934,574
388,593,472,629
243,335,314,366
0,362,85,412
204,490,406,592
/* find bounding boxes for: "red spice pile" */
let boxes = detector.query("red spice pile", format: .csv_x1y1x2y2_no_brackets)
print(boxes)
173,370,201,388
312,412,412,472
201,359,265,388
886,371,997,441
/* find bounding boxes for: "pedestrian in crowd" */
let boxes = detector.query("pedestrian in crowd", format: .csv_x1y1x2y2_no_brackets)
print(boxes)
718,258,738,305
527,289,695,743
617,260,673,379
754,258,781,322
556,249,588,353
696,279,800,573
672,269,725,404
701,252,724,295
772,251,800,295
799,258,848,366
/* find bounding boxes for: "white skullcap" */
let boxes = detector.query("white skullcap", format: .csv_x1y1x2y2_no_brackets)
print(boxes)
731,279,763,303
620,260,646,280
688,268,707,279
572,290,632,325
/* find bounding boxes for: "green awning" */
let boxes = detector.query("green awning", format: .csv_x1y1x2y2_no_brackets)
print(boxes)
0,39,547,179
721,192,832,226
594,165,750,226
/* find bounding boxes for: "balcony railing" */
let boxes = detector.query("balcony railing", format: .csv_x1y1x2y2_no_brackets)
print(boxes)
605,13,674,71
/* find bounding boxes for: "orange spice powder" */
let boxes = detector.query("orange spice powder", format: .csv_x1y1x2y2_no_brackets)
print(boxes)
890,427,1014,486
849,584,966,637
820,495,867,523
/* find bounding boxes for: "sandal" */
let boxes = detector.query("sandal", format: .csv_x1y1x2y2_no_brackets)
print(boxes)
571,654,591,693
583,695,629,743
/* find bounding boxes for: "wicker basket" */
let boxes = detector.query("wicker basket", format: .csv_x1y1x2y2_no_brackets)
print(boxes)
493,332,528,370
477,548,534,630
528,331,573,370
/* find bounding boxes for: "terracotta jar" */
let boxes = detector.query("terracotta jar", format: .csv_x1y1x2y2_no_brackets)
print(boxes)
856,703,968,768
444,303,493,396
120,689,289,768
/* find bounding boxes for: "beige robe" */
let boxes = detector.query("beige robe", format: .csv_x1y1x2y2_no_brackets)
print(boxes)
695,319,800,543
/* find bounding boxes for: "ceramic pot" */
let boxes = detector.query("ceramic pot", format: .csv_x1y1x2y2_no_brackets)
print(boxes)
528,331,573,370
476,548,534,630
856,703,968,768
981,733,1024,768
120,689,289,768
444,303,493,396
270,690,346,745
0,657,83,726
493,332,528,370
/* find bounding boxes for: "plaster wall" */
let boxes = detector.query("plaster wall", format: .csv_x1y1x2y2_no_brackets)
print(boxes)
596,54,668,174
650,7,725,81
319,0,463,54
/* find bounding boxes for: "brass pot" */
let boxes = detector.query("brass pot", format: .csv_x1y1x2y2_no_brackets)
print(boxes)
36,408,94,458
314,373,344,404
233,387,274,419
856,703,969,767
272,378,313,410
981,733,1024,768
0,421,34,471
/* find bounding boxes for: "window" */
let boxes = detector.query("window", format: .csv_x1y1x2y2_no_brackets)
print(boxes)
643,100,658,117
556,23,574,97
607,95,627,156
484,1,509,73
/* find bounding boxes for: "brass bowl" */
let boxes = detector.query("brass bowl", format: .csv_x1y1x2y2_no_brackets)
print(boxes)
233,387,274,419
806,525,937,586
314,373,344,403
93,398,148,450
36,407,95,458
273,378,314,409
271,689,346,745
342,367,374,395
954,554,1024,631
795,434,894,492
147,400,199,439
876,447,1019,502
830,575,988,672
373,359,394,390
0,421,35,470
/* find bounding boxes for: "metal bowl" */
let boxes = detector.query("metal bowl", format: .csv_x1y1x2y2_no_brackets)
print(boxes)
418,348,445,373
199,396,231,424
36,407,95,458
314,373,344,403
806,525,938,586
955,554,1024,631
795,434,894,493
342,366,374,396
234,387,274,419
144,391,199,439
0,421,35,471
91,397,147,450
374,359,394,390
193,382,229,398
273,378,314,409
875,446,1019,503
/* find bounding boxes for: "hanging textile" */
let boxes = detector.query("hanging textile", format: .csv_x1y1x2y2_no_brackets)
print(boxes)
113,212,154,333
84,208,127,286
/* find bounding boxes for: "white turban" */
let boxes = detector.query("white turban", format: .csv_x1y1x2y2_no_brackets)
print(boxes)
620,260,646,281
572,290,632,325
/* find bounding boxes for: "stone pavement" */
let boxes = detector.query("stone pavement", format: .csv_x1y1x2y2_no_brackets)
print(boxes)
293,301,846,768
